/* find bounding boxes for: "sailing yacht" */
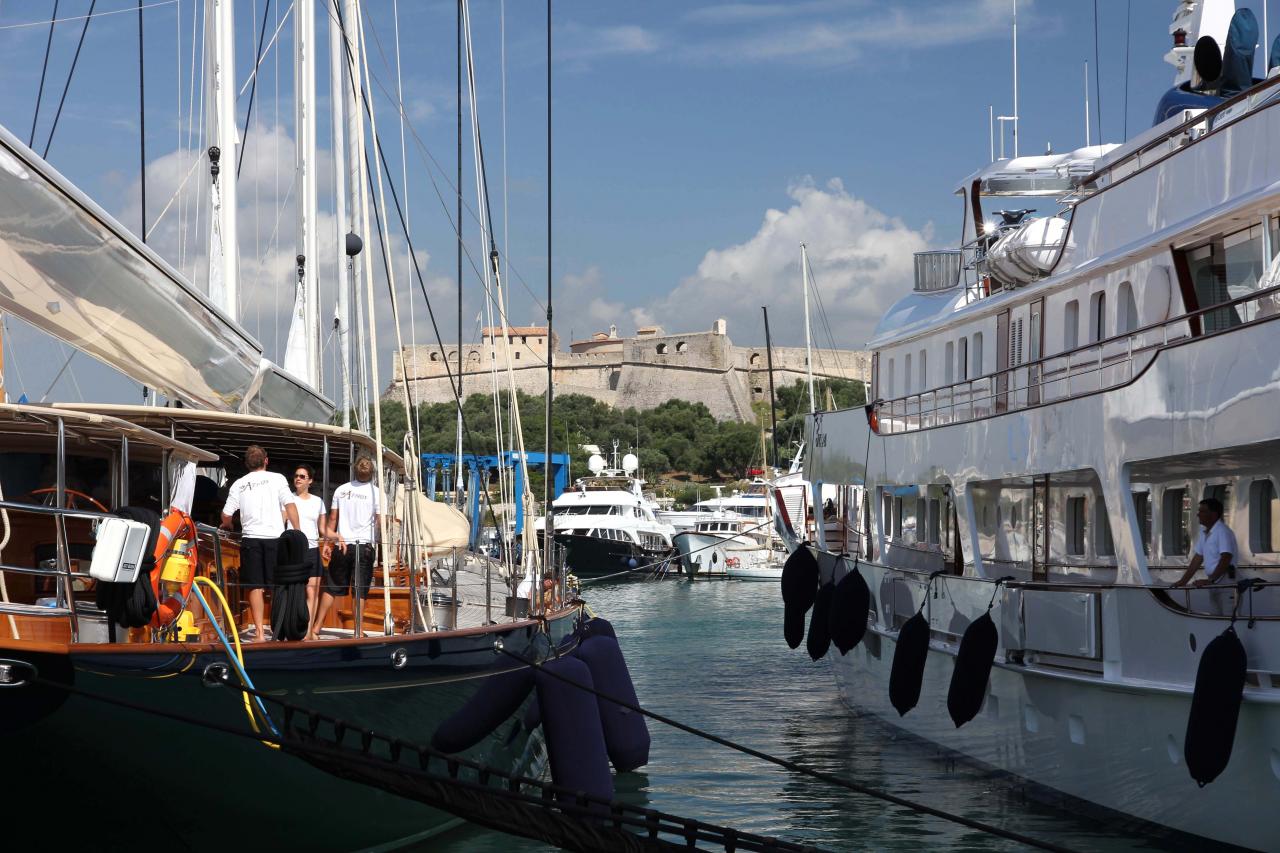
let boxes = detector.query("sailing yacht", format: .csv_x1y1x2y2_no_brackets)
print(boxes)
791,3,1280,848
0,2,580,847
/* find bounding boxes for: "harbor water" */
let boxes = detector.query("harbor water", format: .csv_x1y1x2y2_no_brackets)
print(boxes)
434,578,1214,852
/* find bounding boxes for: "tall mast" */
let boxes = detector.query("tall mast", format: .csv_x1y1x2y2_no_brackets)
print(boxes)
762,305,779,469
342,0,369,429
542,0,555,604
284,0,320,388
801,242,815,414
206,0,238,320
329,1,351,427
1012,0,1019,158
455,0,464,509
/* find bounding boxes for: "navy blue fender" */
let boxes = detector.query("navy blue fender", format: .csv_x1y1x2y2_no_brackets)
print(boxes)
829,565,871,655
431,664,536,754
1185,626,1247,786
946,612,999,728
536,655,614,804
889,611,930,716
806,582,835,661
575,635,650,773
781,546,819,649
581,616,617,641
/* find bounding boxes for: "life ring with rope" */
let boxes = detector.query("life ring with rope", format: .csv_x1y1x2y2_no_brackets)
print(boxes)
150,509,199,628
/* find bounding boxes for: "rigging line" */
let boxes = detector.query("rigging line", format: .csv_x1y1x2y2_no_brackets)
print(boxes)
236,1,293,97
29,0,60,148
40,0,96,159
1122,0,1131,142
329,1,529,548
497,645,1077,853
1092,0,1102,143
391,0,421,463
0,0,175,31
144,149,204,240
355,16,549,315
236,0,274,178
137,0,146,242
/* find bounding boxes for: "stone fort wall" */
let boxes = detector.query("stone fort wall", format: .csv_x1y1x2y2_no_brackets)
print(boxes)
388,322,869,422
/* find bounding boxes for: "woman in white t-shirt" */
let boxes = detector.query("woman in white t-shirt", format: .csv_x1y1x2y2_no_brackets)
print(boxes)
291,464,328,638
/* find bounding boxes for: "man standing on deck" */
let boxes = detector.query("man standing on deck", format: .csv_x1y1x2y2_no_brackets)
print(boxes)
1172,497,1237,614
221,445,301,642
315,456,380,638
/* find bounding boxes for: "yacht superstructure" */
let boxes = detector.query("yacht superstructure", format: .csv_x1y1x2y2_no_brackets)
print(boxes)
790,3,1280,849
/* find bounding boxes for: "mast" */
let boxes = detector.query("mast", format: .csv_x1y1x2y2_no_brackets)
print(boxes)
761,305,779,469
801,242,815,413
206,0,238,320
455,0,464,509
542,0,555,606
1012,0,1019,158
329,1,351,427
285,0,320,387
342,0,369,430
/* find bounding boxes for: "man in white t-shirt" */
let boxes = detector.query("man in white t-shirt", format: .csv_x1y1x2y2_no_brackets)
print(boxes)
221,445,300,641
314,456,380,637
1173,497,1238,614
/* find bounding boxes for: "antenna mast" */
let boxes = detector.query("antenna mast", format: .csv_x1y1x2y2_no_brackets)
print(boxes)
1012,0,1019,158
1084,61,1091,147
801,243,816,414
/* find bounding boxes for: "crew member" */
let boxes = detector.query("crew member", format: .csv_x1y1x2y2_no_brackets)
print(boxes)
221,445,300,642
315,456,380,638
1172,497,1237,614
291,464,328,640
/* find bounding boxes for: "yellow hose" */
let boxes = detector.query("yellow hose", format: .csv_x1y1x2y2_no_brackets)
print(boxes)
192,577,277,748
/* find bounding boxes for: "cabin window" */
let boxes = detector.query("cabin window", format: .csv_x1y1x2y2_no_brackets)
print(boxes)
887,358,896,396
882,492,894,539
904,354,913,394
1089,291,1107,342
944,342,954,384
1187,223,1265,332
1204,482,1231,515
918,350,927,391
971,333,983,375
1094,497,1115,557
1132,491,1152,556
958,337,968,381
927,498,941,545
1163,488,1191,556
901,497,918,545
1066,496,1087,556
1064,300,1079,351
1117,282,1138,333
893,497,904,540
1250,479,1280,553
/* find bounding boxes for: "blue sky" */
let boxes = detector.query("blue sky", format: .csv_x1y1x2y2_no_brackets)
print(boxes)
0,0,1261,405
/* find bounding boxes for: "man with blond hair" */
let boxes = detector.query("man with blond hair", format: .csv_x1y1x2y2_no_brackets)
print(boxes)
314,456,380,638
222,444,300,641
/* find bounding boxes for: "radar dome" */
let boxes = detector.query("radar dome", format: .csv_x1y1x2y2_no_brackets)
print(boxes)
587,454,606,474
622,453,639,474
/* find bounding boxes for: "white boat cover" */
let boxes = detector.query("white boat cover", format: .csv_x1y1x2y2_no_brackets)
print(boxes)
986,216,1069,285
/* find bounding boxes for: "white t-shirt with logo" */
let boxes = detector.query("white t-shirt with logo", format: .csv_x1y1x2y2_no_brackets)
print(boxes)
333,480,380,543
295,494,326,547
222,470,295,539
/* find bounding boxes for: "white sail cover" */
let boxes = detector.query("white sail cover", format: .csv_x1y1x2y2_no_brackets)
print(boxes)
394,490,470,551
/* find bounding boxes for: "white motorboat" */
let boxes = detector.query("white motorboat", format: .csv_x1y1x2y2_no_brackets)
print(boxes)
674,516,776,578
789,3,1280,849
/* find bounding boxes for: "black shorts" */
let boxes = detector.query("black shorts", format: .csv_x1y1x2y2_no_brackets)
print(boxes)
324,543,375,599
240,537,278,590
307,547,322,579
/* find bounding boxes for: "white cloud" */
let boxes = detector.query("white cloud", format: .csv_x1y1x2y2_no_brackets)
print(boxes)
648,178,931,350
556,23,660,68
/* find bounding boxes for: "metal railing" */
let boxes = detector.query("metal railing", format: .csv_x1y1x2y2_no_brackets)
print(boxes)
875,283,1280,435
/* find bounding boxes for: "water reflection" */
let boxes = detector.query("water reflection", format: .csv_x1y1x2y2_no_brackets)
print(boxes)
430,579,1212,852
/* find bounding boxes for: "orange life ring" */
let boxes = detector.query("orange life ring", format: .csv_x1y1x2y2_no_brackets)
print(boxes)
150,509,198,628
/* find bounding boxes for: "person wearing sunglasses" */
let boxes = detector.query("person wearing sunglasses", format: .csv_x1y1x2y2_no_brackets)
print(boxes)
290,464,328,639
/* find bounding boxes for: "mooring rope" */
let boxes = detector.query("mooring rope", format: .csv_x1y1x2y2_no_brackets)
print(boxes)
493,645,1078,853
20,669,823,853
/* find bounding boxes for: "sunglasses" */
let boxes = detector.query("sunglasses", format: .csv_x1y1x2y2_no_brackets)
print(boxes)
294,474,310,480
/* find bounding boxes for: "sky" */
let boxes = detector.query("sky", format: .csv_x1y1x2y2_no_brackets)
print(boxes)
0,0,1265,407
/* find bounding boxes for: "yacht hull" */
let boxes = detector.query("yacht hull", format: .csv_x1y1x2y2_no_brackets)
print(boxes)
0,609,581,850
555,532,670,578
819,553,1279,851
673,531,775,579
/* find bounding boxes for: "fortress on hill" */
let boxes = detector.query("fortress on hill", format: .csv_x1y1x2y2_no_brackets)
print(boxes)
388,319,870,422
